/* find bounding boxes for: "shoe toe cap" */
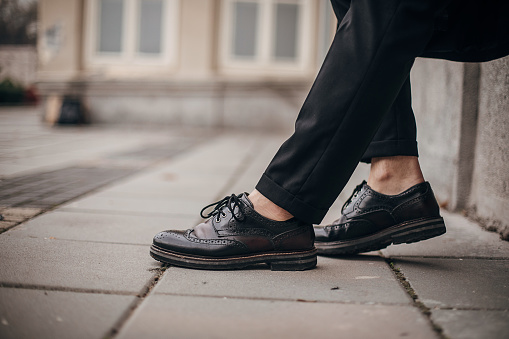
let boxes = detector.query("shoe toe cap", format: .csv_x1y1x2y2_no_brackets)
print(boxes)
153,230,188,249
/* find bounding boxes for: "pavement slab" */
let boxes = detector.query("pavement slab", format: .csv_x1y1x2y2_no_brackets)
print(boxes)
5,210,199,245
98,182,224,202
0,164,31,177
1,109,508,339
430,309,509,339
0,236,156,293
61,195,206,217
159,137,258,176
0,288,134,339
93,172,230,201
154,255,410,304
117,295,436,339
68,135,259,203
393,258,509,309
0,166,135,209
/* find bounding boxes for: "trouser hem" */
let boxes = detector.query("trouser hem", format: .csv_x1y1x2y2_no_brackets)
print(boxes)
256,174,328,224
361,140,418,163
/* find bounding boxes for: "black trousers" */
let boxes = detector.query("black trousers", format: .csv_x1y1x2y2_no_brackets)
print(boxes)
256,0,449,224
330,0,419,164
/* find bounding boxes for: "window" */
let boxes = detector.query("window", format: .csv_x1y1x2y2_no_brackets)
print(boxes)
85,0,179,73
232,2,259,58
220,0,313,74
273,2,300,60
138,0,164,54
97,0,124,53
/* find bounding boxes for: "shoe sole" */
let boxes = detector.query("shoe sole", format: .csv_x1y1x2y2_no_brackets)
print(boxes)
150,245,318,271
315,217,446,255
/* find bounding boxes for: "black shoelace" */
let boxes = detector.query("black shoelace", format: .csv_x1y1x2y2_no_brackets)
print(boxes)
341,180,367,213
200,194,246,222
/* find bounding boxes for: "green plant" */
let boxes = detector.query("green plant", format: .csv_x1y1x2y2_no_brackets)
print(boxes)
0,78,25,103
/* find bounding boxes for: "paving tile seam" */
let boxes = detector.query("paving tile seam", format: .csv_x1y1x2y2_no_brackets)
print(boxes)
387,255,509,260
150,292,410,307
18,237,152,247
58,207,198,218
384,257,448,339
0,282,138,296
431,306,509,312
106,265,170,338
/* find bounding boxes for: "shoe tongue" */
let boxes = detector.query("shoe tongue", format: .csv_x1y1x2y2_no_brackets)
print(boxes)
239,193,254,209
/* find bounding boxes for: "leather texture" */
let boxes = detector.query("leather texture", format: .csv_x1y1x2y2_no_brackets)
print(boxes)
153,194,315,258
314,181,441,242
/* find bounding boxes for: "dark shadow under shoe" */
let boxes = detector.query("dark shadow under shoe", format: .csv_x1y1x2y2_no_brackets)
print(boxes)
150,193,317,270
314,181,446,255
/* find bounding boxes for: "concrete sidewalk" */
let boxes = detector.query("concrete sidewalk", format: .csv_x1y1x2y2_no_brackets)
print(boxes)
0,108,508,339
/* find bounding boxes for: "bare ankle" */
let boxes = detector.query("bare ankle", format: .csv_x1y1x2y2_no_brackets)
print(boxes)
367,156,424,195
248,190,293,221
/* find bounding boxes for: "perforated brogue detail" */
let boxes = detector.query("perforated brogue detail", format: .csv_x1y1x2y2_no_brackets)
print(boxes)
184,229,246,248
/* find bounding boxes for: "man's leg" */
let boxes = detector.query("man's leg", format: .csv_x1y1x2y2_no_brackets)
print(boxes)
311,70,443,255
251,0,422,220
251,80,426,219
331,0,423,193
150,0,448,270
306,2,443,254
255,0,448,224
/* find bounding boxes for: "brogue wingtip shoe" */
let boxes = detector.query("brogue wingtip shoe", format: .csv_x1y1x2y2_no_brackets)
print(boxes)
150,193,317,271
314,181,446,255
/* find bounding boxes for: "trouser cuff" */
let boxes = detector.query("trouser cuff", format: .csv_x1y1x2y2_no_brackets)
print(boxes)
361,140,418,163
256,174,328,224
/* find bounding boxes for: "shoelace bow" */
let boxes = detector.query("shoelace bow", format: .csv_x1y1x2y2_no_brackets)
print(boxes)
200,194,246,222
341,180,367,213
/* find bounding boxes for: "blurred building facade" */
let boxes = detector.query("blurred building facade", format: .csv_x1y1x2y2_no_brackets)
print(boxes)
37,0,335,129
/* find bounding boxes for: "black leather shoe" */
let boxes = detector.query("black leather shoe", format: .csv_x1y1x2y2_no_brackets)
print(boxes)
150,193,317,270
314,181,446,255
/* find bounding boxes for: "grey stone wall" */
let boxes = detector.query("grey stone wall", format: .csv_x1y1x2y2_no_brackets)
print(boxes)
410,60,464,209
469,57,509,238
411,56,509,239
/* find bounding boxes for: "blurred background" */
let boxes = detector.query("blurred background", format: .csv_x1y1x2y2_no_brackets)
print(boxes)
4,0,336,129
0,0,508,238
0,3,507,338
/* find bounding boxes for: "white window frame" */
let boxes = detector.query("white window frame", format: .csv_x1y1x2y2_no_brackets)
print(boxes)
219,0,314,76
84,0,180,75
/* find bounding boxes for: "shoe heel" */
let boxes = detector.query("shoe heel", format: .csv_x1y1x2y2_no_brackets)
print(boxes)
269,256,317,271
